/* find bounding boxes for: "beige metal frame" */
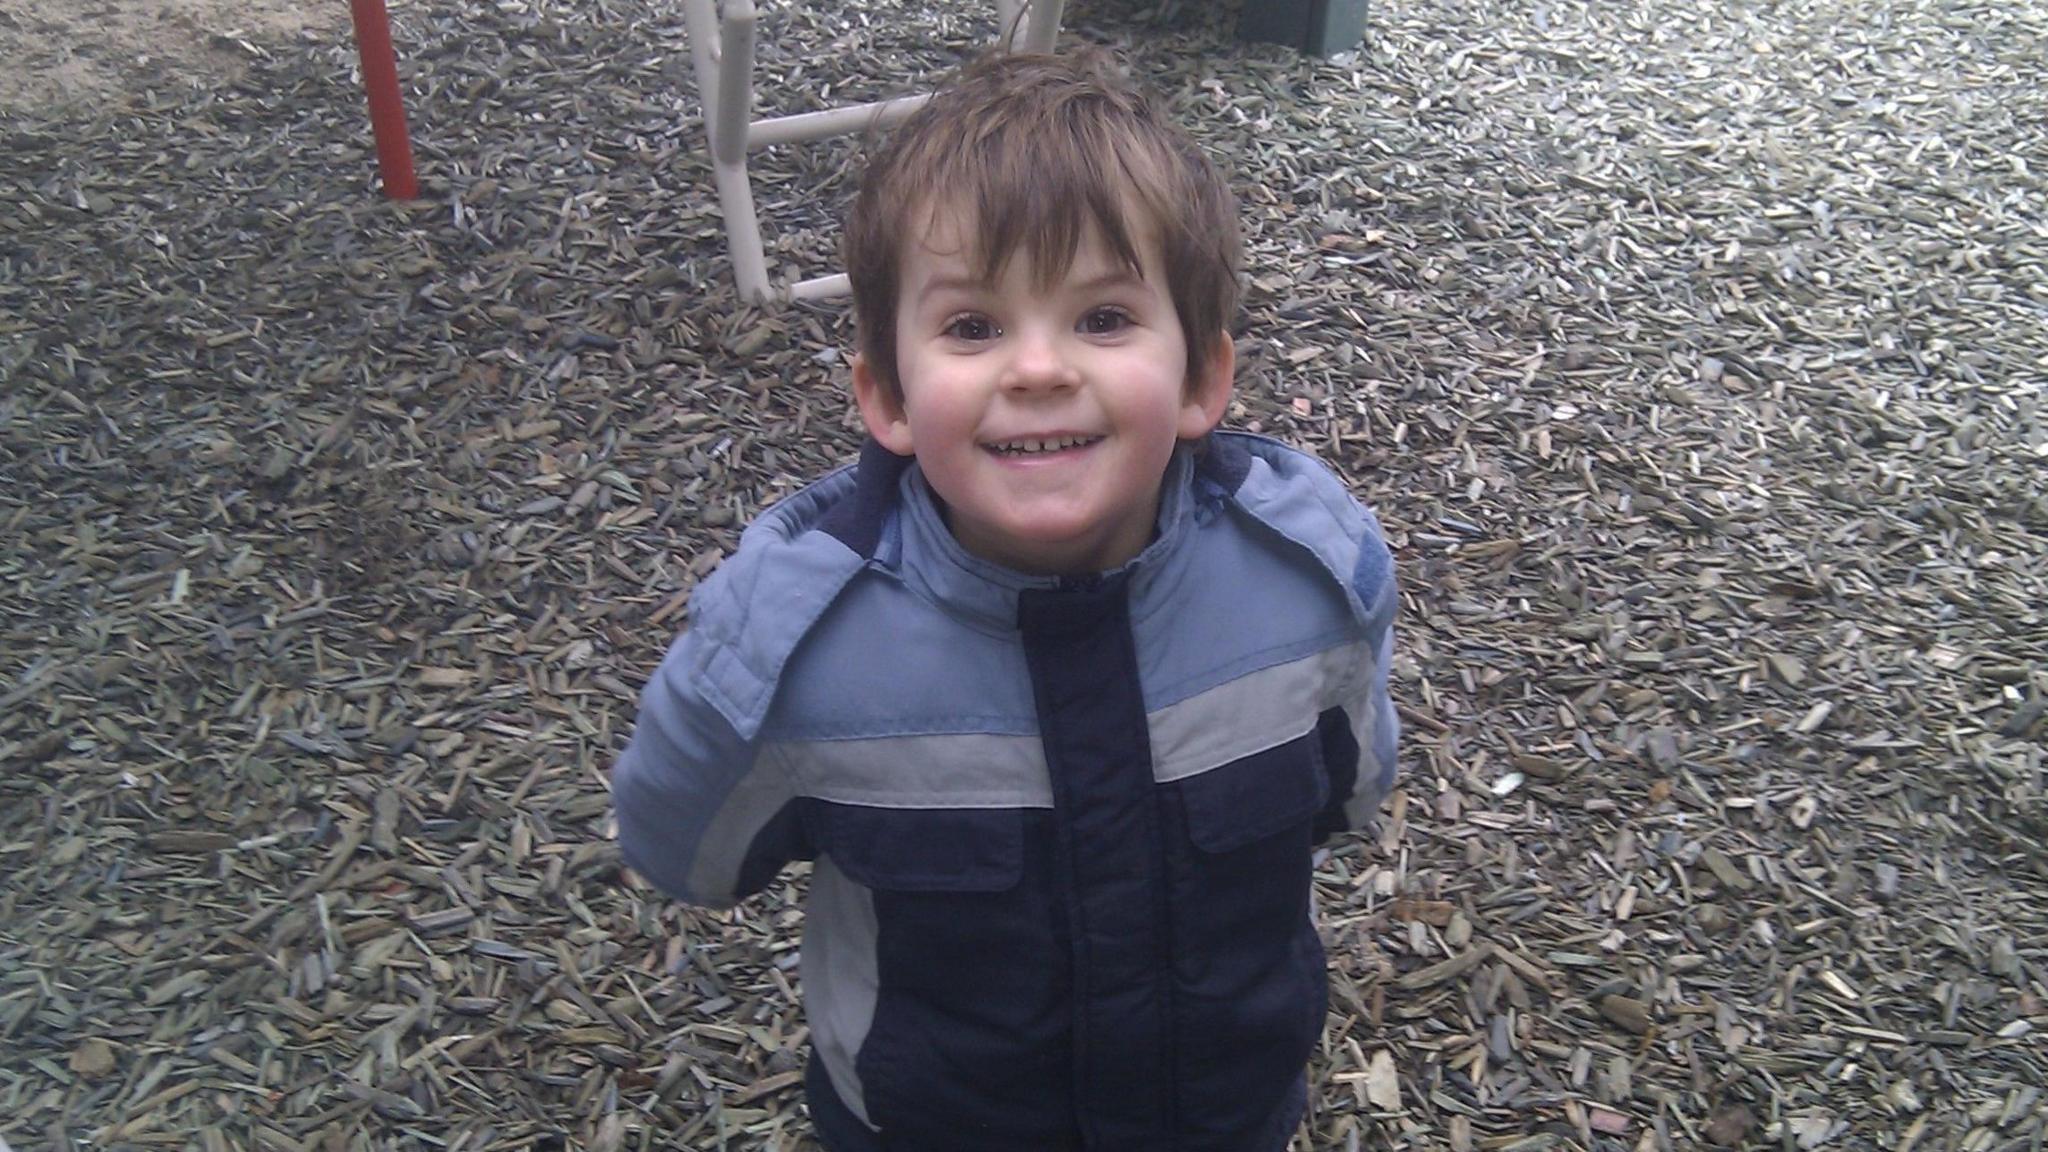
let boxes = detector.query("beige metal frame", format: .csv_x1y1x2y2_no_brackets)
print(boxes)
683,0,1064,303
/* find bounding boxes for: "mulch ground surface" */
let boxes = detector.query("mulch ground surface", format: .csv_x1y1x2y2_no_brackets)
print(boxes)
3,0,2045,1149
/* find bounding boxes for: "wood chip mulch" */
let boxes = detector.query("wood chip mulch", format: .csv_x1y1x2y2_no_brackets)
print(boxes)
3,0,2044,1149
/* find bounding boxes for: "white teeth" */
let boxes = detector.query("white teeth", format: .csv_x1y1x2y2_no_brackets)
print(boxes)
989,436,1098,455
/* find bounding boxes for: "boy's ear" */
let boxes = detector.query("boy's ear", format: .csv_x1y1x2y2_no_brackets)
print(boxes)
851,353,916,455
1178,333,1235,440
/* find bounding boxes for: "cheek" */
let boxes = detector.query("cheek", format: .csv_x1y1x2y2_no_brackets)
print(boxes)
904,392,980,458
1126,371,1196,434
907,377,968,426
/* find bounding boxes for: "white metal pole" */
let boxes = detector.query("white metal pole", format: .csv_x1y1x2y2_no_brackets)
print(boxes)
788,274,851,302
748,94,932,150
714,0,757,168
681,0,721,123
685,0,772,302
1024,0,1064,53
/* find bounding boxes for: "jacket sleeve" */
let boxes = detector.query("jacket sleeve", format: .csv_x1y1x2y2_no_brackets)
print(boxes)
612,622,807,909
1344,604,1400,826
1315,507,1400,838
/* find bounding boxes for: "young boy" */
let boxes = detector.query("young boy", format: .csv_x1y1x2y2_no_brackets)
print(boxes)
614,50,1399,1152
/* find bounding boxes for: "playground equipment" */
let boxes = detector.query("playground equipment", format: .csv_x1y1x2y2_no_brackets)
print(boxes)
349,0,417,200
341,2,1366,272
681,0,1064,302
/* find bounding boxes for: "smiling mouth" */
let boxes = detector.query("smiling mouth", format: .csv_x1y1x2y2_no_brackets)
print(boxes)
987,432,1114,455
984,435,1104,456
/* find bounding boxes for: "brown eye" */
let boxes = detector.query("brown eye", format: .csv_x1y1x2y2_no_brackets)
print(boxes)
1080,308,1131,335
946,314,998,342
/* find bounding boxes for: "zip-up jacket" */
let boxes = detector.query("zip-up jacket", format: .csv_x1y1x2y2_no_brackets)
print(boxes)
614,432,1399,1151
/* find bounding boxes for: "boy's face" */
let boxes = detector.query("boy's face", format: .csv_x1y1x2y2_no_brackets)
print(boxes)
853,210,1232,576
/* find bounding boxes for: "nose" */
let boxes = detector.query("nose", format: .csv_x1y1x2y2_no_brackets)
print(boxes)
998,322,1080,393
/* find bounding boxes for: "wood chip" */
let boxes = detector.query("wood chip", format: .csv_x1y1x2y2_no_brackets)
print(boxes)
3,3,2044,1150
1598,994,1654,1035
1363,1049,1400,1110
1396,943,1495,990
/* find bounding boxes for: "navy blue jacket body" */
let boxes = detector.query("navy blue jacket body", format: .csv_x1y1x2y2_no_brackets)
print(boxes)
614,432,1400,1151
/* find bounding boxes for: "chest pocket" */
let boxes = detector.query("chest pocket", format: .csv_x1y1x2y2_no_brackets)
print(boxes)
1178,730,1330,854
806,802,1025,893
1168,728,1331,1138
803,802,1065,1147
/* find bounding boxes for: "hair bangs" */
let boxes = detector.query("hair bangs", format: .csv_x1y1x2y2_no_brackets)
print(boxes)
923,110,1158,293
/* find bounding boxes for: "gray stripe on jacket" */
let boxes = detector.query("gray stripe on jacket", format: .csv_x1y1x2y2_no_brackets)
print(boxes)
767,640,1373,811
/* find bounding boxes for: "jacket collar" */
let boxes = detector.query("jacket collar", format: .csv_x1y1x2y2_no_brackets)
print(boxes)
883,446,1204,633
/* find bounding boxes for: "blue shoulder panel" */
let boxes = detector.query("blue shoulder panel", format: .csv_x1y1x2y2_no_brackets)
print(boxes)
690,445,897,740
1211,432,1395,634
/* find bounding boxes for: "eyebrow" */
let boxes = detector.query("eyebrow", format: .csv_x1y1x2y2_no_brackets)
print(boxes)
914,274,993,300
912,266,1148,302
1070,267,1149,292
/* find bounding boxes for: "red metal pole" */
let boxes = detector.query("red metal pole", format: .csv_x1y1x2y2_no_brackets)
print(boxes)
349,0,419,199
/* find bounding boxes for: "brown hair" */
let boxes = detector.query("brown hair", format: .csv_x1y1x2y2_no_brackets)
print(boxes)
844,49,1242,398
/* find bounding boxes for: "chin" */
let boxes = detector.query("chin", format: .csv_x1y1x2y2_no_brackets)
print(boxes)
1022,523,1143,566
1002,517,1104,548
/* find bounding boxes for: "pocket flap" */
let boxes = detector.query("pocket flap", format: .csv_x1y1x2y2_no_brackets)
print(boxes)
1180,732,1329,854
